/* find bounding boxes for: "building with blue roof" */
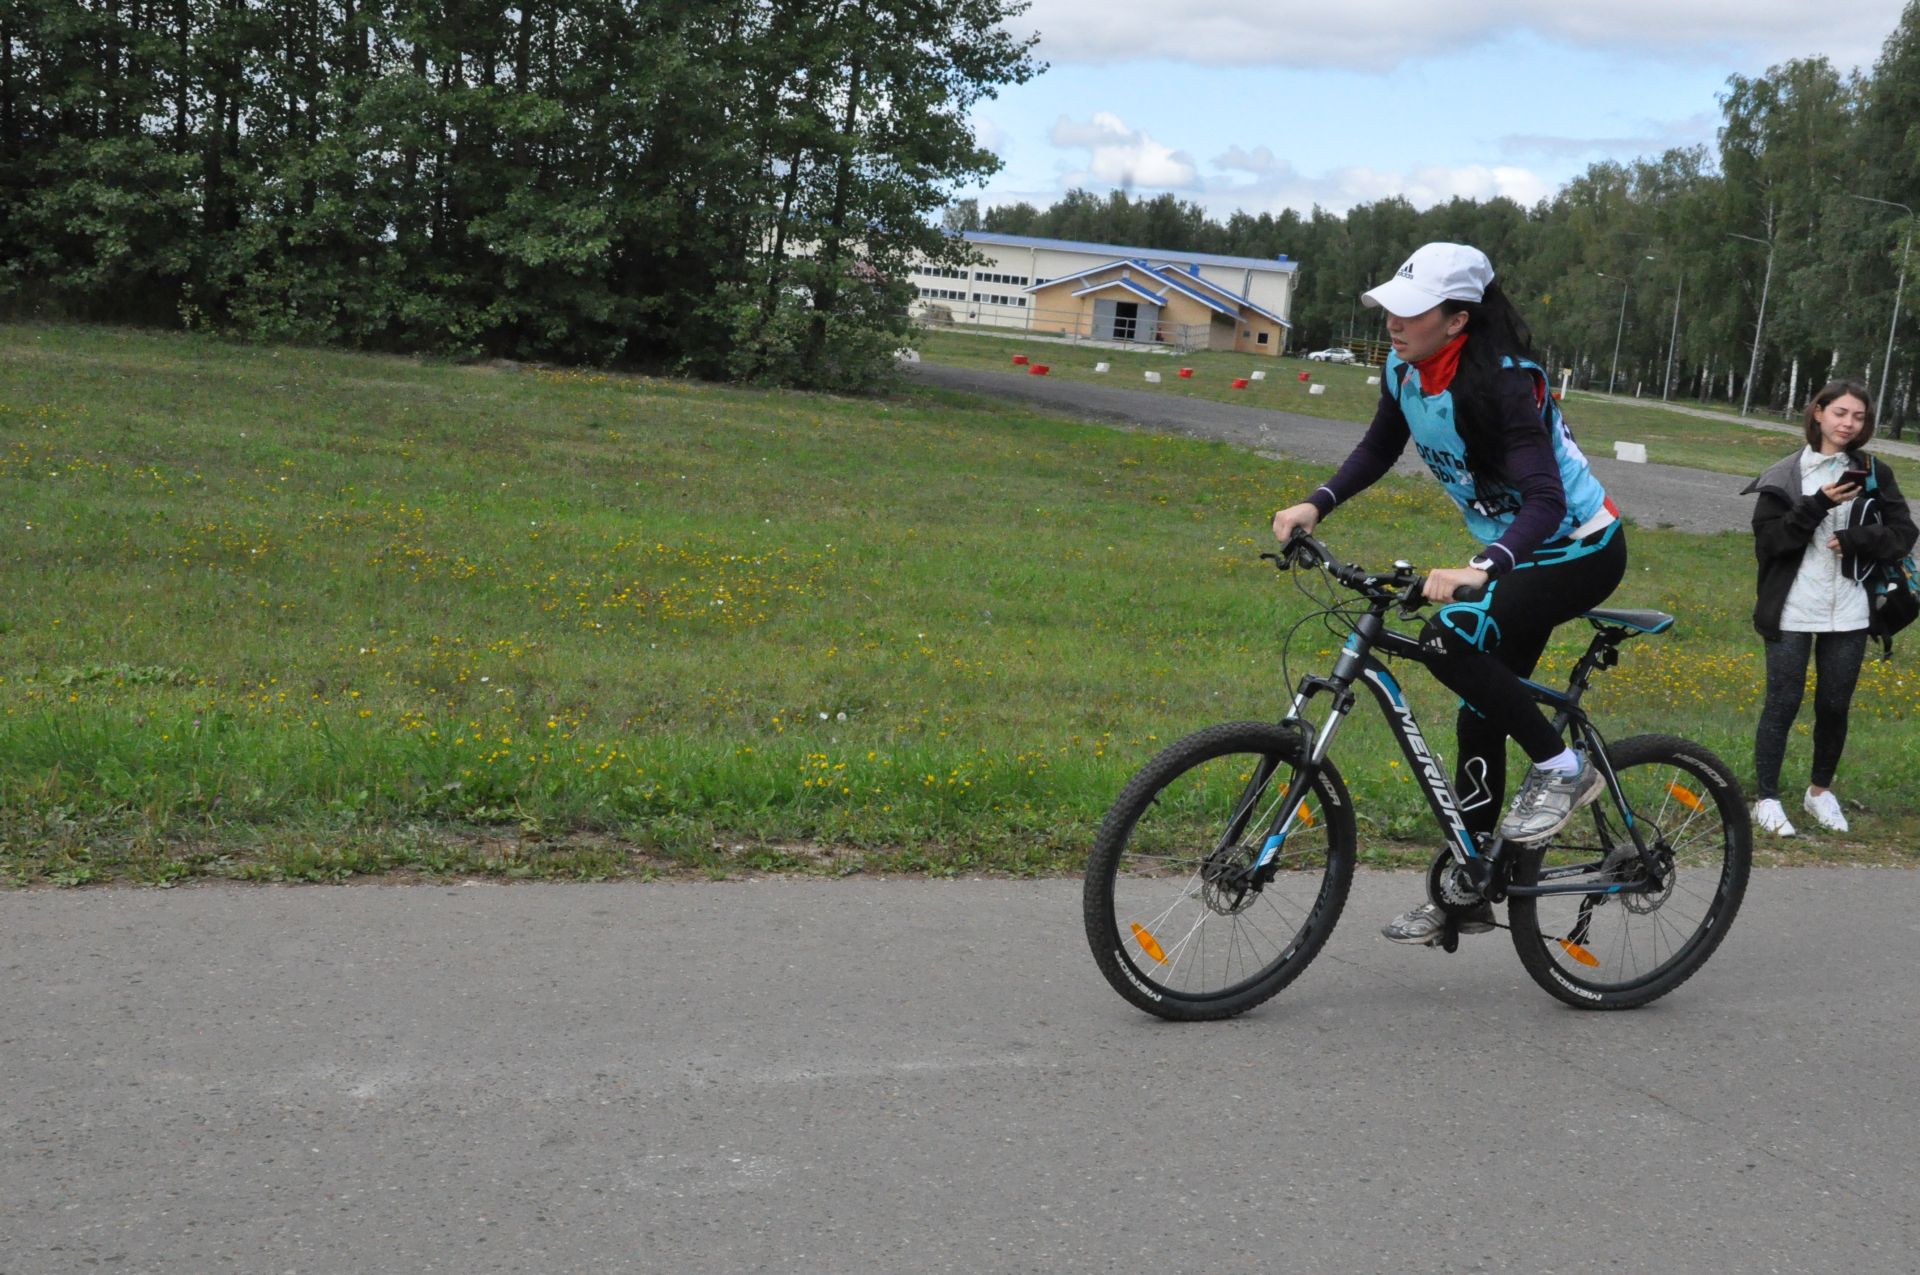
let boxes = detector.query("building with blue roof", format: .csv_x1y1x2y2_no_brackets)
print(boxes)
906,230,1297,354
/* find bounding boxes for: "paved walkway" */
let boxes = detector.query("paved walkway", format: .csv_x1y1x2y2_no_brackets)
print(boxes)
906,362,1760,535
1571,388,1920,460
6,874,1919,1273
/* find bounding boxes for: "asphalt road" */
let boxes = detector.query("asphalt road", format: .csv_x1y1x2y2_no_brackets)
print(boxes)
4,363,1908,1274
5,873,1917,1273
906,362,1759,536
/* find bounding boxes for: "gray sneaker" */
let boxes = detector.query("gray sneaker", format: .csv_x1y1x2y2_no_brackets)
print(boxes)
1498,757,1605,842
1381,900,1495,945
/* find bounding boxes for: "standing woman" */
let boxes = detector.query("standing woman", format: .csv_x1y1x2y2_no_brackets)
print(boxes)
1271,242,1627,945
1743,380,1916,836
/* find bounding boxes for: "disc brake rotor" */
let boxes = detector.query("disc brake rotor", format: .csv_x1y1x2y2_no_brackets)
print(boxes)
1622,846,1676,914
1200,843,1257,915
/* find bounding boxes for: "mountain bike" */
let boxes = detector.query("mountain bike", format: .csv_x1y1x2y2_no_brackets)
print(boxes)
1083,532,1751,1020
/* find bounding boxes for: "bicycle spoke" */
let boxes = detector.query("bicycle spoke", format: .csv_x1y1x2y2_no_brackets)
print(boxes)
1510,735,1749,1008
1087,726,1354,1018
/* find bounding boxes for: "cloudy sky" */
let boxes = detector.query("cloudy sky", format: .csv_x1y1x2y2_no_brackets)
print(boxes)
966,0,1913,218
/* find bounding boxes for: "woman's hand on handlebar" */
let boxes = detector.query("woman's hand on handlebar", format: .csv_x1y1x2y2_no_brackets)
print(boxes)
1423,565,1489,604
1272,503,1320,544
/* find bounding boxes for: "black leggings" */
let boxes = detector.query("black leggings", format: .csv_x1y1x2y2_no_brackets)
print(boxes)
1754,630,1869,799
1419,524,1629,837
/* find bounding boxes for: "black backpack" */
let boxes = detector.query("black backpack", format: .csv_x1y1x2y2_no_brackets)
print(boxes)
1861,463,1919,658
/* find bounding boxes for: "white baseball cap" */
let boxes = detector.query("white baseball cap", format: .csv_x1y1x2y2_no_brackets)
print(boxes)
1361,242,1495,317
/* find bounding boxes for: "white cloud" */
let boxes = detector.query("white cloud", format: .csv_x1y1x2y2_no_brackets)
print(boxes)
1319,163,1556,209
1496,112,1719,161
1048,111,1199,188
1212,144,1281,176
1010,0,1907,72
982,151,1555,219
971,114,1007,157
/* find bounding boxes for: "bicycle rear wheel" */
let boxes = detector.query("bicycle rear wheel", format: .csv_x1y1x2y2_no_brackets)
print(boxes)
1508,733,1750,1010
1083,722,1355,1021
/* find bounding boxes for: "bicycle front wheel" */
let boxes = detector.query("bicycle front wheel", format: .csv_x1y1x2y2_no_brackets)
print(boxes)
1508,733,1751,1010
1083,722,1356,1021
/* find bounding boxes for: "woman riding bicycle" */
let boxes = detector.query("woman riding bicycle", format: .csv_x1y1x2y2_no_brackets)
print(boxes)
1270,242,1627,946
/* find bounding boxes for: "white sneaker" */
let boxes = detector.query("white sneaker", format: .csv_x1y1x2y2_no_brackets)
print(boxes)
1753,798,1796,837
1803,788,1850,833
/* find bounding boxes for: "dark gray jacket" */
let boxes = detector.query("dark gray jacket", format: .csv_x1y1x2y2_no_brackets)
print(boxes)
1740,449,1918,640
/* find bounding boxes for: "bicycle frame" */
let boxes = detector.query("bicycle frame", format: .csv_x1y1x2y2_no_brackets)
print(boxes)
1250,589,1663,901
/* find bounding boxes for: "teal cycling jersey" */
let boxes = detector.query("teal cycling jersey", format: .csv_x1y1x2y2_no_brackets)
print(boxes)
1384,352,1610,546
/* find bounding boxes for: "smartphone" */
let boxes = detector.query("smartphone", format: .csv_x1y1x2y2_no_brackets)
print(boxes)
1841,466,1871,487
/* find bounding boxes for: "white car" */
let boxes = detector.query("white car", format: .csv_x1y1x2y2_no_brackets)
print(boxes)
1305,347,1358,364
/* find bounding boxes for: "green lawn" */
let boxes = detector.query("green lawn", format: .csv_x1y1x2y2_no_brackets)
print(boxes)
3,322,1916,885
911,328,1804,477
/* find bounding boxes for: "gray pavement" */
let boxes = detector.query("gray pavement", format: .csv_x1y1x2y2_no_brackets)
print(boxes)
5,362,1911,1274
905,363,1766,536
5,873,1918,1273
1572,388,1920,460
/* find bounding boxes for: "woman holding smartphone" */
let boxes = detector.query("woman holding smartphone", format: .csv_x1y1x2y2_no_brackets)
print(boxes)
1742,379,1917,835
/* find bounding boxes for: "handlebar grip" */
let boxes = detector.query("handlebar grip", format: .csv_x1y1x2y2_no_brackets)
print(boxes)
1405,577,1487,609
1280,528,1329,570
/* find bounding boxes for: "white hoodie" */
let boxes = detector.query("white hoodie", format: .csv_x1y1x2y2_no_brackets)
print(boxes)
1780,447,1871,633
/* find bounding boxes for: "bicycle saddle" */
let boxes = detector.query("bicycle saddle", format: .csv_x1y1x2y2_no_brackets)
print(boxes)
1582,607,1674,634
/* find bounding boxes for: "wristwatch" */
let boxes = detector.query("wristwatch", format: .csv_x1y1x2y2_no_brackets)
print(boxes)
1467,555,1497,575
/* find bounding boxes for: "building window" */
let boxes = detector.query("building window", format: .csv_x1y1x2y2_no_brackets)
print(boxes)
974,271,1030,286
1257,332,1270,345
918,286,967,301
970,292,1026,306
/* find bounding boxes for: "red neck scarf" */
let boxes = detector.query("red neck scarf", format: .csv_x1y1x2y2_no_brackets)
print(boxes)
1414,332,1467,395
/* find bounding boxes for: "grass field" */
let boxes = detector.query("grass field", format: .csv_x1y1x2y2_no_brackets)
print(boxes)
3,322,1916,886
911,328,1808,478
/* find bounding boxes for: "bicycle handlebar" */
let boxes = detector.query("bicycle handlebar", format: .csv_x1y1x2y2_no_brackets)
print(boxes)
1262,530,1487,606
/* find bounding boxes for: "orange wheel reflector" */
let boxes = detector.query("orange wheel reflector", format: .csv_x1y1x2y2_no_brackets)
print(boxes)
1667,782,1704,811
1131,923,1168,964
1557,938,1600,967
1278,785,1314,827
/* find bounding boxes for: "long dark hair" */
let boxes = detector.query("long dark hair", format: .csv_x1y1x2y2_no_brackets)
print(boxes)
1439,280,1540,505
1802,379,1876,453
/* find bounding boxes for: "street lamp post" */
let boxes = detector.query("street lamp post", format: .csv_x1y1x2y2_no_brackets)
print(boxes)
1594,254,1655,396
1663,274,1683,401
1846,193,1913,410
1729,231,1775,416
1607,278,1627,395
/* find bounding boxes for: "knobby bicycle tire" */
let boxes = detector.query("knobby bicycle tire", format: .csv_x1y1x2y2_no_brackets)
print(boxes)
1083,722,1356,1021
1507,733,1751,1010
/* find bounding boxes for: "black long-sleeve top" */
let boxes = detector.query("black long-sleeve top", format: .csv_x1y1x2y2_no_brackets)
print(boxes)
1304,368,1572,575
